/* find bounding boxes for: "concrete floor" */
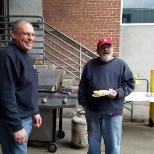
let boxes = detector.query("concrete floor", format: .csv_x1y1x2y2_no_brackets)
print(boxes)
1,103,154,154
28,120,154,154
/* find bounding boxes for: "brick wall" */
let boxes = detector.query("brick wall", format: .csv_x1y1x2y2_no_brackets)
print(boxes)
43,0,121,57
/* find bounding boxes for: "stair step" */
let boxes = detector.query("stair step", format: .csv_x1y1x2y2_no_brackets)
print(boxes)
71,79,79,86
62,79,75,88
63,73,75,79
35,65,48,70
47,63,57,70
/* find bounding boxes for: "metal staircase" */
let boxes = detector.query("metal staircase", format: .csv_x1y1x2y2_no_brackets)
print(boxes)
0,15,98,81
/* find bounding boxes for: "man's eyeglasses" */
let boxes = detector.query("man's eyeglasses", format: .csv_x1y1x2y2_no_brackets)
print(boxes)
14,31,36,38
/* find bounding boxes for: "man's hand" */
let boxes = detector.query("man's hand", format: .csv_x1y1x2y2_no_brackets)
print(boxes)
106,90,118,99
83,105,87,110
33,114,42,128
13,128,27,144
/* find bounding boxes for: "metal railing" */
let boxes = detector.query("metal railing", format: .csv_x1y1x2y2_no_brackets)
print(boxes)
0,15,45,62
0,15,98,79
43,22,98,79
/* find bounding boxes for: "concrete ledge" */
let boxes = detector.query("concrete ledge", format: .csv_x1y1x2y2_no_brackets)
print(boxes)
35,65,48,70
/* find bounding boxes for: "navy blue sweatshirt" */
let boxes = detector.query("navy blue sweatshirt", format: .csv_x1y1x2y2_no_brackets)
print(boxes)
0,44,39,132
78,57,135,114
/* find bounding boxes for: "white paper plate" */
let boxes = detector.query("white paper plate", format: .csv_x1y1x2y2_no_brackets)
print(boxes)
92,94,105,97
92,89,113,97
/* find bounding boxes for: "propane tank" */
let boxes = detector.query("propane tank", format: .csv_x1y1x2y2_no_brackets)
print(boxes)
71,109,88,148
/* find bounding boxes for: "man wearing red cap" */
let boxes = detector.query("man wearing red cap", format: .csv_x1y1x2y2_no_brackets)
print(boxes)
78,37,135,154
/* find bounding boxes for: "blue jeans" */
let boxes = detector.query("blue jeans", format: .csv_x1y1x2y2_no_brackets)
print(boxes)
85,108,123,154
0,117,32,154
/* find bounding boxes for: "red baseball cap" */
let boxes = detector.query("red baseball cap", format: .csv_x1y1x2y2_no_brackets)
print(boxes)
97,38,113,48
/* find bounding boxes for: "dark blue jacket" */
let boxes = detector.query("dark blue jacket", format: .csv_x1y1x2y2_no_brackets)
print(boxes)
78,57,135,114
0,44,39,132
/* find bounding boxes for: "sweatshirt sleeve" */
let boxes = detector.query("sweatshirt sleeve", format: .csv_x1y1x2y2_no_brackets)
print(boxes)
0,53,23,132
78,64,88,106
116,63,135,98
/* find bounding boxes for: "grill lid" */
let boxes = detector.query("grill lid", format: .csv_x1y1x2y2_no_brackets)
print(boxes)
37,70,64,93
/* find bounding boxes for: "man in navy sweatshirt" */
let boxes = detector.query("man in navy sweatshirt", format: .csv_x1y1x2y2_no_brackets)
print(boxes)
78,38,135,154
0,19,42,154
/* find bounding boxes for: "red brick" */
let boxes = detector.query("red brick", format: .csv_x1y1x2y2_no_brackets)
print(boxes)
43,0,121,56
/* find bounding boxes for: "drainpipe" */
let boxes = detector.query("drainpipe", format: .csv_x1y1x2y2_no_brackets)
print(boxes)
4,0,10,16
4,0,10,46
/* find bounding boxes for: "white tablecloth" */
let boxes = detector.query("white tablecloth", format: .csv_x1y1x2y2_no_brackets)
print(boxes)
125,92,154,102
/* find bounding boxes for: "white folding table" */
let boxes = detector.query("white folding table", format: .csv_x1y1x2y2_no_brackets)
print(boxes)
124,92,154,118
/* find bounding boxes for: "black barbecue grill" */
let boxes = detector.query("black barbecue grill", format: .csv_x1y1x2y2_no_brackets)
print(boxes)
38,70,63,93
28,70,77,153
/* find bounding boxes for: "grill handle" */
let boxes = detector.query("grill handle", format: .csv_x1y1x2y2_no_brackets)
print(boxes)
38,87,56,93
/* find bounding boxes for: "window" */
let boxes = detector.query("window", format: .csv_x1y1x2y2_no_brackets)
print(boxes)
122,0,154,24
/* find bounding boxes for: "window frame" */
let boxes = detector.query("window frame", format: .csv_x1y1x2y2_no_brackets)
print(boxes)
121,0,154,26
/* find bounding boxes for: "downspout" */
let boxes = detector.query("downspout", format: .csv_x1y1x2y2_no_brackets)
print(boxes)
4,0,10,46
